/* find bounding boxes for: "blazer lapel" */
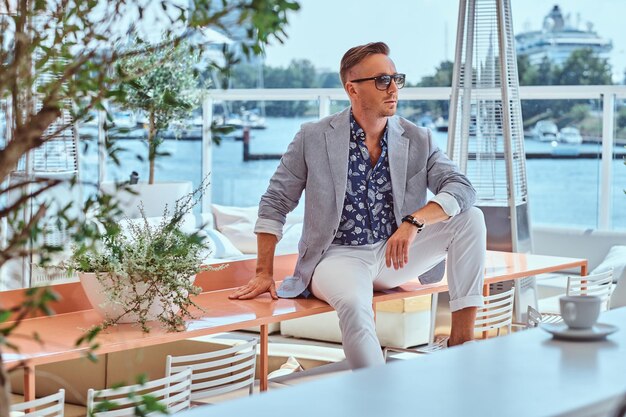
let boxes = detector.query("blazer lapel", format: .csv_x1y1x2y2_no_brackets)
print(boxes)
387,117,408,224
325,109,351,223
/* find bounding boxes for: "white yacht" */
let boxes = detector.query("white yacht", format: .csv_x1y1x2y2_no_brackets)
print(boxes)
558,126,583,144
515,5,612,66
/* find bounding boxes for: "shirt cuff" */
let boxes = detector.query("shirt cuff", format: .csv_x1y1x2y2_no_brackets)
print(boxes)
254,218,284,241
430,192,461,217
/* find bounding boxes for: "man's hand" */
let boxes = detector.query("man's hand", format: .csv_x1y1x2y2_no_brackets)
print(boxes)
385,223,419,270
230,232,279,300
228,273,278,300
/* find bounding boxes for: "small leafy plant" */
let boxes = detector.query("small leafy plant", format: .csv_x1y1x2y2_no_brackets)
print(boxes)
116,37,205,185
69,184,211,332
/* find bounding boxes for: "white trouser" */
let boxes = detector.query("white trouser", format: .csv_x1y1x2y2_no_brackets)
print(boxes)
310,207,486,369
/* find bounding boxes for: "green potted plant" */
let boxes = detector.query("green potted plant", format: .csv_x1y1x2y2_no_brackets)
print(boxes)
69,184,211,332
102,38,237,220
116,38,204,185
100,38,206,219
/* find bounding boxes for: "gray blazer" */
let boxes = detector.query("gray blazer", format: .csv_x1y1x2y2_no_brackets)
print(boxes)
254,108,476,297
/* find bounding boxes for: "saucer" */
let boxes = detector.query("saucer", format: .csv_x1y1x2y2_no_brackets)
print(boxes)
540,322,618,341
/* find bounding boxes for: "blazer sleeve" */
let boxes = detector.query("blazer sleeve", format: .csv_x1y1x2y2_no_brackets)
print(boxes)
425,129,477,212
255,128,308,240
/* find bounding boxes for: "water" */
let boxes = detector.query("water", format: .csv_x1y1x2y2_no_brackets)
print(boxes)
81,116,626,230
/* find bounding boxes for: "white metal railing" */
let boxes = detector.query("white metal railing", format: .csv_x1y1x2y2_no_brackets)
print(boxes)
205,85,626,101
200,85,625,230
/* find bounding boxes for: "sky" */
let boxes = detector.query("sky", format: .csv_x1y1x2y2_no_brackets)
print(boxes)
262,0,626,83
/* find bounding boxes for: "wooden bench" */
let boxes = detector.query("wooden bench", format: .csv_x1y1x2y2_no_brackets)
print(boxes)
1,250,587,402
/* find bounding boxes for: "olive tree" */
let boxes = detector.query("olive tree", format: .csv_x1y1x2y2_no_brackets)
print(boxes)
0,1,299,415
117,39,203,184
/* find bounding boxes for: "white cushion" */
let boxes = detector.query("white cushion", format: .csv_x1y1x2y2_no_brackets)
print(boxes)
178,213,199,234
211,204,303,228
219,222,257,254
212,204,257,229
211,204,304,254
221,222,304,255
201,229,244,259
591,245,626,283
212,205,257,253
275,223,302,255
196,212,214,230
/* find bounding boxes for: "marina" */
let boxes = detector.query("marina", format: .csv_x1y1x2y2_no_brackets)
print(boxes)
3,1,626,416
79,115,626,230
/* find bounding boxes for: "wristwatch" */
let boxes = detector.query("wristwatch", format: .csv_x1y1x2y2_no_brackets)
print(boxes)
401,215,425,233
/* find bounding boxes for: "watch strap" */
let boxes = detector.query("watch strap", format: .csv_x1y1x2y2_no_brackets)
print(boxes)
401,215,425,232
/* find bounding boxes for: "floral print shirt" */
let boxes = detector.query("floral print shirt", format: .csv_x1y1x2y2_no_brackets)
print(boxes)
333,113,397,245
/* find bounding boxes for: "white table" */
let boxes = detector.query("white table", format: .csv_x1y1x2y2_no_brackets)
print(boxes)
177,308,626,417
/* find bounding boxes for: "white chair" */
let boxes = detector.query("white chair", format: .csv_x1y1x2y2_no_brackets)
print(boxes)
526,305,562,328
567,269,614,310
87,368,192,416
165,337,258,404
10,389,65,417
384,287,515,359
533,269,615,326
610,272,626,310
474,287,516,336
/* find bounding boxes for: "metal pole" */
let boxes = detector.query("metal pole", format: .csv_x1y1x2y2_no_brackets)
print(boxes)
201,95,213,213
319,96,331,119
458,0,476,173
97,108,106,187
447,0,468,160
242,126,251,162
496,0,519,251
599,93,615,229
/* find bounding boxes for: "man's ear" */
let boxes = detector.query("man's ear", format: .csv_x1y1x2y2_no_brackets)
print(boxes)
345,82,357,98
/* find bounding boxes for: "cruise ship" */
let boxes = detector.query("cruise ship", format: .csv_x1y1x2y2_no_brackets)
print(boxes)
515,5,612,66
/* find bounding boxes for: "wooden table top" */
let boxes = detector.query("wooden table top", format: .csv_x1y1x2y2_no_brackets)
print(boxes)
2,251,586,367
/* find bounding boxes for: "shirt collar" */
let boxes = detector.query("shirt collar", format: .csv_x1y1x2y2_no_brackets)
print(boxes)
350,111,389,146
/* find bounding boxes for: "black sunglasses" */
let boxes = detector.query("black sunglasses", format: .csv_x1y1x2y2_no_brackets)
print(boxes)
350,73,406,90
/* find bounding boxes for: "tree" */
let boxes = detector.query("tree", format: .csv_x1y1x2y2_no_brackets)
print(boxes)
414,61,454,120
0,1,299,415
555,48,612,85
318,71,341,88
229,63,260,89
418,61,454,87
516,54,532,85
516,56,559,124
516,50,613,126
264,59,317,116
228,59,335,116
536,56,556,86
117,39,203,184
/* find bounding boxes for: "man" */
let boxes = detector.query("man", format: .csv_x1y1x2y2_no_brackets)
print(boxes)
229,42,486,369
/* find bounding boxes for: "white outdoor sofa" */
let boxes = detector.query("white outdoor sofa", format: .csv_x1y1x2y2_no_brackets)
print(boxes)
532,225,626,312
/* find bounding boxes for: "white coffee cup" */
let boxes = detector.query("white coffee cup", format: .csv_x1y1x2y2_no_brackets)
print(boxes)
559,295,601,329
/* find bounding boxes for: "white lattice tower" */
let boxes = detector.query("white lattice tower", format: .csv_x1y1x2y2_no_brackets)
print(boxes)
447,0,535,321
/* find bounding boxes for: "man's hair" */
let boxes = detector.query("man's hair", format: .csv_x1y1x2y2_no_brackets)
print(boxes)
339,42,390,87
